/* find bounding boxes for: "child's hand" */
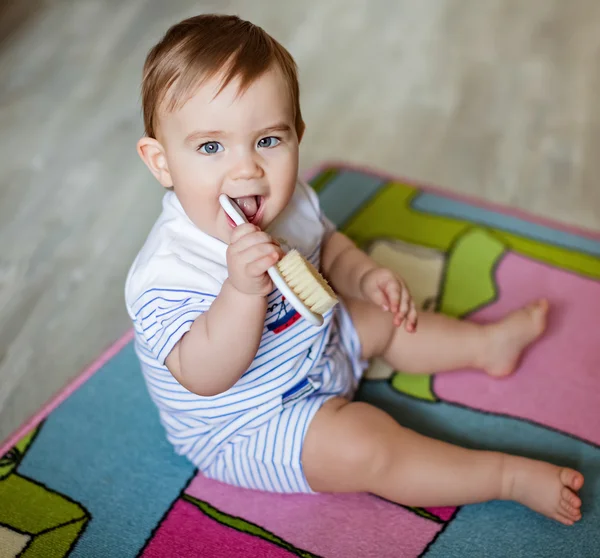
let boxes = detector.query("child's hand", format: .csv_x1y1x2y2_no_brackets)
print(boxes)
226,224,283,296
359,267,418,331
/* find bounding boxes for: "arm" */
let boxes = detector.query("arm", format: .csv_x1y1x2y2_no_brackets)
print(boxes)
320,231,377,300
321,231,418,330
166,222,282,396
166,279,266,396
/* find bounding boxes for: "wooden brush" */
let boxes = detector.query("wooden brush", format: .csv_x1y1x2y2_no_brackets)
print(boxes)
219,194,338,326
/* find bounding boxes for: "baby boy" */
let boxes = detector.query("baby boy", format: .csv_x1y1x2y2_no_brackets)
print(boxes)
125,14,583,525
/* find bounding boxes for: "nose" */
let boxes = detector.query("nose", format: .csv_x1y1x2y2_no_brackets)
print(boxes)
229,148,264,181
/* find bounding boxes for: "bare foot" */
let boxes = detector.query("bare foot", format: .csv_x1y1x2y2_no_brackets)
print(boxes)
483,299,549,378
502,455,584,525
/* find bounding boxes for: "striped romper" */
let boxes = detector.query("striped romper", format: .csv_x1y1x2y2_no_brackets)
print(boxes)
125,180,367,493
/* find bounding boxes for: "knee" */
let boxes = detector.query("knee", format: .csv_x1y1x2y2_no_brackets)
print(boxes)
335,406,396,488
345,298,395,359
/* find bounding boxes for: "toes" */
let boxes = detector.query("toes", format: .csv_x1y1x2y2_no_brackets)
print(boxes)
528,298,548,312
560,499,582,519
560,469,584,492
528,299,549,335
554,512,575,526
561,486,582,509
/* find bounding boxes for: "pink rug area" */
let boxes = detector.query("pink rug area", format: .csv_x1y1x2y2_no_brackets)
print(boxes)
141,498,295,558
185,473,445,558
434,252,600,445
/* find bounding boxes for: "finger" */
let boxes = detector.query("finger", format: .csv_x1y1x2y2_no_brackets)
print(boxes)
246,252,280,277
398,287,410,320
230,229,274,251
230,223,261,244
385,280,401,314
406,301,418,332
391,286,411,328
241,242,281,265
369,285,389,310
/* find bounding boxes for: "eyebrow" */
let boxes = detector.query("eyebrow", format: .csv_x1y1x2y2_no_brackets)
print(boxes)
184,123,292,145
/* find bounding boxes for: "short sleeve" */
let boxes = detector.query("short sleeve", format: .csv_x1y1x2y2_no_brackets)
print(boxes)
298,180,337,241
130,286,217,364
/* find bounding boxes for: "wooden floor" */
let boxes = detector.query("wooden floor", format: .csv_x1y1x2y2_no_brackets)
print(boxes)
1,0,599,443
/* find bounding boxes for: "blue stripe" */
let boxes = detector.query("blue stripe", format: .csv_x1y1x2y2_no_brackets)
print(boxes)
282,377,311,400
144,377,197,398
252,324,314,361
164,413,202,429
134,287,217,304
146,376,186,396
165,371,290,414
145,328,160,343
292,401,309,490
192,402,279,468
134,341,154,358
143,368,178,385
246,441,261,490
139,361,172,376
206,401,279,455
135,295,197,317
157,307,206,328
168,429,212,442
134,290,215,317
155,299,193,318
247,327,322,375
272,416,293,491
235,350,316,396
281,404,301,492
298,396,320,491
265,420,285,492
231,440,248,489
411,192,600,257
142,321,159,333
318,170,386,228
155,319,195,359
233,446,247,488
139,308,157,322
292,400,310,492
253,427,269,490
227,455,238,488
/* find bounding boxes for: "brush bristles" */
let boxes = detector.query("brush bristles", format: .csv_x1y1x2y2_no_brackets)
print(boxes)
276,250,338,316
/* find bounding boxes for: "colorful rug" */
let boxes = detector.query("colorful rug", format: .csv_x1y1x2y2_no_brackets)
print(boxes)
1,163,599,557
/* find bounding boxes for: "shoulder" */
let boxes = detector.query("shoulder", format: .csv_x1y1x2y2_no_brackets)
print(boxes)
292,179,322,214
273,179,323,228
124,191,226,318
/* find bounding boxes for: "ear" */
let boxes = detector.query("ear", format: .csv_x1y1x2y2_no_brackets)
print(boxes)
137,136,173,188
296,117,305,143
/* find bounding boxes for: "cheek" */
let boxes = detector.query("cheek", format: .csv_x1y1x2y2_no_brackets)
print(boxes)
166,150,194,183
170,150,225,186
270,147,298,178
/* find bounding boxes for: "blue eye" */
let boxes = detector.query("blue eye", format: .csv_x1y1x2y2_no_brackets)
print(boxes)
257,136,280,148
198,141,223,155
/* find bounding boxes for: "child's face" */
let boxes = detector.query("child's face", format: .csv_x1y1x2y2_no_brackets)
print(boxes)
139,67,300,243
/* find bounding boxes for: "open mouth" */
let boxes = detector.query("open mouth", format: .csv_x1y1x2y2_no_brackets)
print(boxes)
225,195,265,227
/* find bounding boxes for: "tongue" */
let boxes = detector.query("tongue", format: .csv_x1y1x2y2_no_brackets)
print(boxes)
234,196,258,219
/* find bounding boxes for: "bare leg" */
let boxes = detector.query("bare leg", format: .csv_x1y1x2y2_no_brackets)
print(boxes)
302,398,584,525
346,297,549,377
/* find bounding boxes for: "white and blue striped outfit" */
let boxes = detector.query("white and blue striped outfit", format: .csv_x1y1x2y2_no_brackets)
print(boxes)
125,180,367,493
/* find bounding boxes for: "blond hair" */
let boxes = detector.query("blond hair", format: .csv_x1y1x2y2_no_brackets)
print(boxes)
141,14,304,139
